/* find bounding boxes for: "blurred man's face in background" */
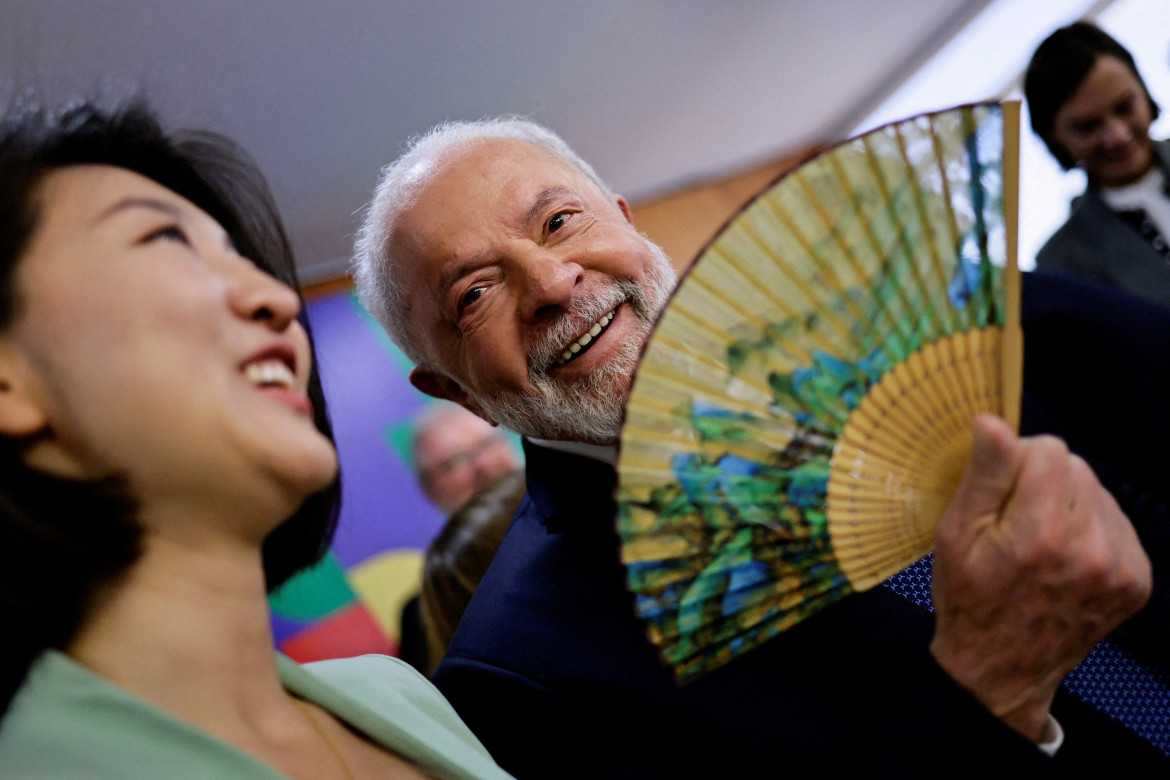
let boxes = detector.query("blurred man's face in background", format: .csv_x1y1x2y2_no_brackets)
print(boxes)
414,406,519,512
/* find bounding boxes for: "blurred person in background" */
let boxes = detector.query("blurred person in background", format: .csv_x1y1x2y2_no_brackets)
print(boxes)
1026,20,1170,308
413,401,520,513
398,401,522,672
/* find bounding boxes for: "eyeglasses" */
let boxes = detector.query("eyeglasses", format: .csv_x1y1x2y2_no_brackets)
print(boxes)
419,430,513,489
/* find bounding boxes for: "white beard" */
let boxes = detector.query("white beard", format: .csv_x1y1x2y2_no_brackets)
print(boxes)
468,239,677,445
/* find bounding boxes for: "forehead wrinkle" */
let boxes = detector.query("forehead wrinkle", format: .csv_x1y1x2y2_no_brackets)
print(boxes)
400,140,599,344
411,158,564,296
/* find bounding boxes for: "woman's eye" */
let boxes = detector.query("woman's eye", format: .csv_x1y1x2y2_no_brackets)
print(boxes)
143,224,190,245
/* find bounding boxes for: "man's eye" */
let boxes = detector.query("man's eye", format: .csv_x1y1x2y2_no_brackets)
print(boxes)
143,225,190,245
459,285,485,313
548,211,571,234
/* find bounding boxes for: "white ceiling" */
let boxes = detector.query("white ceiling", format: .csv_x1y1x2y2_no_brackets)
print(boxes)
1,0,998,281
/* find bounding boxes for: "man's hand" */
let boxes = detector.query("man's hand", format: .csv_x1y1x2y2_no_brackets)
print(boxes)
929,414,1151,743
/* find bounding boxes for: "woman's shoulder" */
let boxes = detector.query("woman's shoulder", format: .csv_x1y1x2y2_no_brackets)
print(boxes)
0,651,286,779
1035,190,1118,272
291,653,441,710
284,654,514,780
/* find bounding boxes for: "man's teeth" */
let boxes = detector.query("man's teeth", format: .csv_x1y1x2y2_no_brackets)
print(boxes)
245,360,295,390
557,309,616,365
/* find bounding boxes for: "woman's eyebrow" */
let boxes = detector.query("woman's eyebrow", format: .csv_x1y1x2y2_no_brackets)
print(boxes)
91,196,183,227
1112,90,1138,109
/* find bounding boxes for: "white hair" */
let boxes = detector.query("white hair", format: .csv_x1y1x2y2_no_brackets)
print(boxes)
351,116,616,368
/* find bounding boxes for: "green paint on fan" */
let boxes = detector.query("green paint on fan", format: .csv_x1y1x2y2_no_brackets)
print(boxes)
616,103,1020,684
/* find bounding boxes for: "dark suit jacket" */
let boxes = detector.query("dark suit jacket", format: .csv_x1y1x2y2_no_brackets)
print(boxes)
433,272,1170,777
1035,140,1170,310
1019,272,1170,663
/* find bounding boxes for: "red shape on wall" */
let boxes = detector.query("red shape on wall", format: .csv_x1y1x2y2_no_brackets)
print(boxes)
280,602,398,663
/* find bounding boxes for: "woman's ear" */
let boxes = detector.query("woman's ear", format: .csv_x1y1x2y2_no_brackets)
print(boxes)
0,345,48,437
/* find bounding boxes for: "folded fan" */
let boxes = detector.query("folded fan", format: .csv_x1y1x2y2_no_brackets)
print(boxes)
615,102,1022,684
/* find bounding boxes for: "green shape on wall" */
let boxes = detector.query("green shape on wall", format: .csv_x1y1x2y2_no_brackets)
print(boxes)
268,551,356,620
350,292,415,376
385,419,417,468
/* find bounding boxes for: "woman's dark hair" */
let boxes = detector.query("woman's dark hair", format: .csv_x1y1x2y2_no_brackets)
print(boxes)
1024,21,1160,169
419,469,525,673
0,96,341,711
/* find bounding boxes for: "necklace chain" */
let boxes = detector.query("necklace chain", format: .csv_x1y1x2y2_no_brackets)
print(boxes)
293,698,355,780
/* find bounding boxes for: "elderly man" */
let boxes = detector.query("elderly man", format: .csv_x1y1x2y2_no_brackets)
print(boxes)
412,401,520,513
354,118,1168,775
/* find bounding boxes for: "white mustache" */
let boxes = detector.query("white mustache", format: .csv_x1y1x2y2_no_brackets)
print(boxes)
527,281,640,374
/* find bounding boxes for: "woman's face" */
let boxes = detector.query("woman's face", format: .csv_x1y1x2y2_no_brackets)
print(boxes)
1051,55,1156,187
0,165,338,536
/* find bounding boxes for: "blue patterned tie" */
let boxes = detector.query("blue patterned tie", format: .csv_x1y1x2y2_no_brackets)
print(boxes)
884,555,1170,754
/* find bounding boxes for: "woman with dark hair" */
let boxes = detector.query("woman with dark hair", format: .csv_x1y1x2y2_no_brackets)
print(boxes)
0,97,511,779
1025,21,1170,308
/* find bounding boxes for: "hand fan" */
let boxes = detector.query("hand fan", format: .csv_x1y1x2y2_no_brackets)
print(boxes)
615,102,1022,684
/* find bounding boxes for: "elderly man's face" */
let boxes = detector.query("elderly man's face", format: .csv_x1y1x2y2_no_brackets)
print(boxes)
395,138,676,444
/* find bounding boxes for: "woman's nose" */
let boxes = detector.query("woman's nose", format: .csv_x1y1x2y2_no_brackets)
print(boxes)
226,255,302,330
1100,116,1135,147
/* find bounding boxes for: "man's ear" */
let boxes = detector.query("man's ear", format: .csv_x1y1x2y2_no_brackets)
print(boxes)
616,195,635,226
409,367,496,426
0,348,47,438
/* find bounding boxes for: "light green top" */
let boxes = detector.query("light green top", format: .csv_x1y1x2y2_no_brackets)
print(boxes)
0,651,513,780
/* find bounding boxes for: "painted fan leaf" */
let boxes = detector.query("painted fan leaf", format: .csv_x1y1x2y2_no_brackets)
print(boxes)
615,103,1022,684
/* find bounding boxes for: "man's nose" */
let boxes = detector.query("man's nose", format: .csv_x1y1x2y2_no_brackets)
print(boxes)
517,250,583,323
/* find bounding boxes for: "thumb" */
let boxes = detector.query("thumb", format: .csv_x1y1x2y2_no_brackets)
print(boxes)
946,414,1021,525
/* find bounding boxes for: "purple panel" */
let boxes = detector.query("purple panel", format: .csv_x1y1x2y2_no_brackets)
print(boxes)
306,292,445,567
270,611,311,645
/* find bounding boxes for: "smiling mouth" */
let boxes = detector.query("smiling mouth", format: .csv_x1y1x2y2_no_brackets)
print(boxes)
555,306,618,366
244,359,297,390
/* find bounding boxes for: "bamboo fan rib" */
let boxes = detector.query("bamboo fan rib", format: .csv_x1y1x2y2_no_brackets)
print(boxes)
616,103,1022,684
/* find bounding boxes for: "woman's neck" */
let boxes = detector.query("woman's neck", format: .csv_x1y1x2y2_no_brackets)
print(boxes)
66,531,290,726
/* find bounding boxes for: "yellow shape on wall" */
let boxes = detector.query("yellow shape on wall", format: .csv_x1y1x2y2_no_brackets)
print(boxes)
348,549,425,641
